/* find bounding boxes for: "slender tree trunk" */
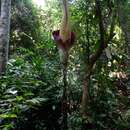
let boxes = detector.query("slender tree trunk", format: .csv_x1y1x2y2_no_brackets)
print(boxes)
0,0,11,74
81,76,90,117
81,5,91,119
81,0,116,122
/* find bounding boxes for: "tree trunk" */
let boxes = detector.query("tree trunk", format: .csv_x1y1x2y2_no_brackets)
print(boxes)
81,0,116,121
81,75,90,117
0,0,11,74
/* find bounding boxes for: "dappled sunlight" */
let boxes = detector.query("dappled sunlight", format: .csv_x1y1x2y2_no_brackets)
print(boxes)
32,0,46,7
109,71,128,79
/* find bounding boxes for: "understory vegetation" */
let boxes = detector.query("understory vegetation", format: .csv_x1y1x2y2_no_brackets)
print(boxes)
0,0,130,130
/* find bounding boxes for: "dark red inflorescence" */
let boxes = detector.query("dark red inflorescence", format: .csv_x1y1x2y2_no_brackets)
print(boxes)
52,30,75,51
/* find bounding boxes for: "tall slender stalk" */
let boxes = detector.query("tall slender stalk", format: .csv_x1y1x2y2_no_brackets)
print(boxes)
61,52,68,130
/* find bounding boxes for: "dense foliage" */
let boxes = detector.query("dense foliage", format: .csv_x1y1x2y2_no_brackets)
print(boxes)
0,0,130,130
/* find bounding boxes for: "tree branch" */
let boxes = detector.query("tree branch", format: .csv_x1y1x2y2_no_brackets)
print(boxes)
88,0,116,73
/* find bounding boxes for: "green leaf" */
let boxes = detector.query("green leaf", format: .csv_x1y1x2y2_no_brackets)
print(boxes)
26,98,48,106
0,114,17,119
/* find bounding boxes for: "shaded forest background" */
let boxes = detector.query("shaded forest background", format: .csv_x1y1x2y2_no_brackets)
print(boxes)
0,0,130,130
